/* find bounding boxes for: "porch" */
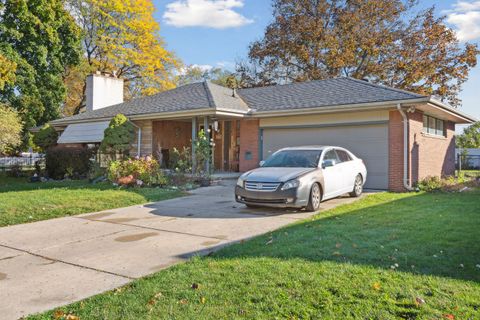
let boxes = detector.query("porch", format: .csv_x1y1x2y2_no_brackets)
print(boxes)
131,117,260,173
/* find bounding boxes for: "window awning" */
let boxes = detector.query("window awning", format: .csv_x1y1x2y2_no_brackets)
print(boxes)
57,121,110,144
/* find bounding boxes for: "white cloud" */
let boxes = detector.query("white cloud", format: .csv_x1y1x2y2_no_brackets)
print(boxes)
446,1,480,41
163,0,253,29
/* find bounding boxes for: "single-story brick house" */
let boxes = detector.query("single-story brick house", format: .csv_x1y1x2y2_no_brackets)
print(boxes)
50,73,476,191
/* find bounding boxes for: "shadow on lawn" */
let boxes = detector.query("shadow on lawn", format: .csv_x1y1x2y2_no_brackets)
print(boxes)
212,190,480,283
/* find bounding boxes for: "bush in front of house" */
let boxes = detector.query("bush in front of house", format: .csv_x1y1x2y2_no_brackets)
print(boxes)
45,146,92,179
100,114,135,157
416,174,479,192
107,156,168,187
33,124,58,151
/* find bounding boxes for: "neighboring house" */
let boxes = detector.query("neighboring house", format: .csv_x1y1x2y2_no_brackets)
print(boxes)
50,73,476,191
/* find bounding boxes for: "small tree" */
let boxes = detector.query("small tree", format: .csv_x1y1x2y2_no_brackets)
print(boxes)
457,122,480,149
33,124,58,151
100,114,135,157
0,104,22,155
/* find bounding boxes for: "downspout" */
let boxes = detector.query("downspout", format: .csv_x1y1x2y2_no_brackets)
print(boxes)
396,104,413,191
129,121,142,157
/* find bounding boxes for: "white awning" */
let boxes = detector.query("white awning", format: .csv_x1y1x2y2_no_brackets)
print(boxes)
57,121,110,144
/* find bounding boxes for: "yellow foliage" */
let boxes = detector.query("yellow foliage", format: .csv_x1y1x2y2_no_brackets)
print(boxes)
0,53,16,90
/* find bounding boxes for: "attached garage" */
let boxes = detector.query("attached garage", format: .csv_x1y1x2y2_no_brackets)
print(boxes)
260,122,389,189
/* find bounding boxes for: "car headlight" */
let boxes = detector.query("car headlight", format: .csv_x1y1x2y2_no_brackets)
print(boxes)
236,177,245,188
281,179,299,190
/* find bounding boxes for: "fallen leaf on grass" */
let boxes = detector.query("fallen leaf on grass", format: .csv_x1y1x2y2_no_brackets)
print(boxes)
444,314,455,320
179,299,188,305
415,297,425,305
372,282,381,291
335,243,342,248
266,238,273,245
200,297,206,304
53,310,65,319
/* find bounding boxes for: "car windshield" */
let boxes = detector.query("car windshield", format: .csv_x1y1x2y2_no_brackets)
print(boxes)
262,150,322,168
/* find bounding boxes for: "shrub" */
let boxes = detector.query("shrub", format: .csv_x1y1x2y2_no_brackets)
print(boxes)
417,175,479,192
45,147,92,179
170,146,192,173
107,156,168,187
100,114,135,156
33,124,58,151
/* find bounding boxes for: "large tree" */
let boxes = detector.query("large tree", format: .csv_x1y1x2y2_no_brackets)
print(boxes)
64,0,180,116
0,0,82,128
240,0,479,106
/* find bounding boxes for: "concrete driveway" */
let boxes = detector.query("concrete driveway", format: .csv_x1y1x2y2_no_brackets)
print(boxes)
0,180,365,319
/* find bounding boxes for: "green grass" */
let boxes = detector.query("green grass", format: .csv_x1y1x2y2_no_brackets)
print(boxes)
0,176,184,227
29,189,480,319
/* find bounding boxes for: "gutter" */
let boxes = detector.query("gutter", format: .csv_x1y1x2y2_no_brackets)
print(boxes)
129,120,142,157
396,104,413,191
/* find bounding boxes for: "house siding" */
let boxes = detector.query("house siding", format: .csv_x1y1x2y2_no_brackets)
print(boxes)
131,120,153,156
388,110,455,192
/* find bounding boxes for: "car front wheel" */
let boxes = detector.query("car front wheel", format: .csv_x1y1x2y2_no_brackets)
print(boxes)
306,183,322,212
349,174,363,197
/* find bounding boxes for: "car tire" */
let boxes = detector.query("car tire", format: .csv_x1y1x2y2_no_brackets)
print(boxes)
349,174,363,197
306,183,322,212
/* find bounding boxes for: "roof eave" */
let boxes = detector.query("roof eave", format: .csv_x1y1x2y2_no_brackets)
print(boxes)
426,97,477,123
250,97,430,118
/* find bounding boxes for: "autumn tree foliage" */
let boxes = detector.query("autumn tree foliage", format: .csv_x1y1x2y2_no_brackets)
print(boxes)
65,0,180,115
240,0,479,106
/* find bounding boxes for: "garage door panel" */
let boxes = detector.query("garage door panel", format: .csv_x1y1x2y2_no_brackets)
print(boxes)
262,124,388,190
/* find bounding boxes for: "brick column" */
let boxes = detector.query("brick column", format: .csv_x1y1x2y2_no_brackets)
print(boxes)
388,110,406,192
239,119,260,172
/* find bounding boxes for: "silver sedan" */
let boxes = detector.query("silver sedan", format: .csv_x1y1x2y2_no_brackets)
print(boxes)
235,146,367,211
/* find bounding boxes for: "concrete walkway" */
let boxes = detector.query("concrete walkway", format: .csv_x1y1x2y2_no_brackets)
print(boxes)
0,180,365,319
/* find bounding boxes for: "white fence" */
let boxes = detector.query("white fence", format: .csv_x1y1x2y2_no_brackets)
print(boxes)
0,155,45,171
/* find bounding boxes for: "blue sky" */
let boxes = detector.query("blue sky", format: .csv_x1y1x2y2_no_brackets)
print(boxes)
153,0,480,132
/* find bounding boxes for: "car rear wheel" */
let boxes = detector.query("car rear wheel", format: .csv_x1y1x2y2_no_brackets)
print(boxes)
306,183,322,212
349,174,363,197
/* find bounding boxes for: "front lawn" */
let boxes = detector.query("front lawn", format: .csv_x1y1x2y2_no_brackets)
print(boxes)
30,189,480,319
0,176,184,227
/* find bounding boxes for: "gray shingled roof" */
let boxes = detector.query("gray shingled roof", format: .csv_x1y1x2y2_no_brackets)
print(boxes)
237,77,424,112
51,81,249,124
52,77,425,123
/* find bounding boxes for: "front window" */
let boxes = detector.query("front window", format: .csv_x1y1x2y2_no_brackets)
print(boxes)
423,115,445,136
262,150,322,168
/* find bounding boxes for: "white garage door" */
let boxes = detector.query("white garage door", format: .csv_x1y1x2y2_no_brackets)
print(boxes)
261,123,389,189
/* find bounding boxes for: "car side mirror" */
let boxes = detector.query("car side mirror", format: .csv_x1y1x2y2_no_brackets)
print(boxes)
259,160,265,167
322,159,335,168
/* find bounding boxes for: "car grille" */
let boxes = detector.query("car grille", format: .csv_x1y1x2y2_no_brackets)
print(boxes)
244,181,280,192
243,197,286,204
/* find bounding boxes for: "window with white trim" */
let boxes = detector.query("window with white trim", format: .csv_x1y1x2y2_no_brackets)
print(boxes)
422,114,445,136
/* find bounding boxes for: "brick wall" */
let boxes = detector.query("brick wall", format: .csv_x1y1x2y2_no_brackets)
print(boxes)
409,112,455,181
239,119,260,172
131,120,153,156
389,109,455,191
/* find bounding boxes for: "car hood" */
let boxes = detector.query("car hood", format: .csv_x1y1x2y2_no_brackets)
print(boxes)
242,167,315,183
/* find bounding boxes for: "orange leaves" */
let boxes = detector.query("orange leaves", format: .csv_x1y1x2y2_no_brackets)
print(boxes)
245,0,479,106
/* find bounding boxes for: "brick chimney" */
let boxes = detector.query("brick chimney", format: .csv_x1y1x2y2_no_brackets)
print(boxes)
86,71,124,112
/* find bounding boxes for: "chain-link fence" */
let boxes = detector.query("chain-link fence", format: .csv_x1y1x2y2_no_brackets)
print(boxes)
456,154,480,177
